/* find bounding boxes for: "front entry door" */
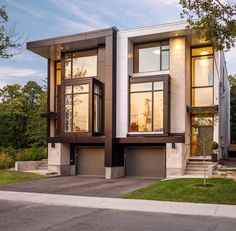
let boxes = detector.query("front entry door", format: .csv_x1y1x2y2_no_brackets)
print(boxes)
191,116,213,157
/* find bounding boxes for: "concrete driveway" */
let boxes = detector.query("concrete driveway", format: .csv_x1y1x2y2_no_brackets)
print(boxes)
0,176,158,198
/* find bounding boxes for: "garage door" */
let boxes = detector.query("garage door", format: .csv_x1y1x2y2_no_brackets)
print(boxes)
77,147,105,176
125,147,165,178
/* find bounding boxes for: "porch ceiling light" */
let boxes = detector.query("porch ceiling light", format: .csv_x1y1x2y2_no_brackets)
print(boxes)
153,49,160,55
200,49,208,55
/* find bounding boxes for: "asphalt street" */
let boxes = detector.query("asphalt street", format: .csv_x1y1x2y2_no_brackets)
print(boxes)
0,200,236,231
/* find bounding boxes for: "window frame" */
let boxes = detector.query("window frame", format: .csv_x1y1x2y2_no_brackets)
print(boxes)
190,114,214,157
54,61,61,136
62,49,98,80
62,77,103,135
128,75,170,136
133,40,170,74
191,46,214,107
60,49,103,135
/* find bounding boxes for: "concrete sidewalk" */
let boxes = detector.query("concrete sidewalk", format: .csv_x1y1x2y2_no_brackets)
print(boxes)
0,190,236,219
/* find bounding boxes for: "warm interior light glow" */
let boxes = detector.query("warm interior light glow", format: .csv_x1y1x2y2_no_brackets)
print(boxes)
199,57,209,67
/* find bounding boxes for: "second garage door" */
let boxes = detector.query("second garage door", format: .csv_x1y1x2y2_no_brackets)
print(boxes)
77,147,105,176
125,147,165,178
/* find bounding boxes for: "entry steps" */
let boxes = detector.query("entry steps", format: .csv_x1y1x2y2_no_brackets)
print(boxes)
36,159,58,177
37,159,48,170
185,160,213,175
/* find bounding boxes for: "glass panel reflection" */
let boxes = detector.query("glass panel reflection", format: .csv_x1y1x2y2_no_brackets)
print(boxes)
65,86,72,94
65,95,72,132
161,50,169,70
130,82,152,92
192,87,213,106
73,84,89,93
72,50,97,78
191,116,213,156
153,91,163,131
94,94,102,133
154,81,163,91
73,94,89,132
139,46,160,72
65,59,71,79
130,92,152,132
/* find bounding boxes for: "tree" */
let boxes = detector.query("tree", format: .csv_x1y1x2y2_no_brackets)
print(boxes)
179,0,236,50
229,74,236,143
0,5,23,58
0,84,21,104
22,81,43,113
0,81,47,148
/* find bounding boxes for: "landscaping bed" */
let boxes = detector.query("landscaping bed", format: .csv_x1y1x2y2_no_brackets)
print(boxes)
0,170,46,185
122,178,236,205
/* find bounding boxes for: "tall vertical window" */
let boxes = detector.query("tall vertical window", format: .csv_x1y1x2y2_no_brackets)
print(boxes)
55,61,61,112
129,81,164,132
64,50,97,79
94,84,102,133
65,84,89,132
55,61,61,135
134,41,169,73
191,47,213,107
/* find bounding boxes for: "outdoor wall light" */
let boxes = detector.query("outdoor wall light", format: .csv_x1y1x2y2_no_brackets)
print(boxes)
172,143,176,149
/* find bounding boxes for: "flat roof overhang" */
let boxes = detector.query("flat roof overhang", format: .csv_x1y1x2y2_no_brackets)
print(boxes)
26,27,118,60
128,29,211,47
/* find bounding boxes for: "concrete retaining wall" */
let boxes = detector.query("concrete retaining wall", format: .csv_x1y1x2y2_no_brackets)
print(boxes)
15,161,41,171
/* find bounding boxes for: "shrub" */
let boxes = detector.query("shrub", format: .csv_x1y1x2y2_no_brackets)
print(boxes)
0,153,14,169
4,146,17,160
16,147,47,161
211,142,219,150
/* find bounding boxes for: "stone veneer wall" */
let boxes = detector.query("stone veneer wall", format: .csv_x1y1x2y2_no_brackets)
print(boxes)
166,37,186,176
48,143,71,176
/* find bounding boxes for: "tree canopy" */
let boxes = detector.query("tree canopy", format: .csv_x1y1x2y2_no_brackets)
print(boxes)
180,0,236,50
0,5,23,58
0,81,47,148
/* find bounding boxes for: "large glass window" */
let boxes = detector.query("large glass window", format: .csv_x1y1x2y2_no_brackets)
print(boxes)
65,84,89,132
55,61,61,113
64,81,103,134
54,61,62,136
134,41,169,73
129,81,164,132
94,84,102,133
64,50,97,79
191,47,213,107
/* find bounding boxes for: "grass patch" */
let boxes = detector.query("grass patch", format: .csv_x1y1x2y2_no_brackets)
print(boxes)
0,170,46,185
122,178,236,205
218,168,236,172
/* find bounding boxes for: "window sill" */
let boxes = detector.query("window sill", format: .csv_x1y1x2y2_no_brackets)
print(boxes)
127,132,166,137
132,70,169,78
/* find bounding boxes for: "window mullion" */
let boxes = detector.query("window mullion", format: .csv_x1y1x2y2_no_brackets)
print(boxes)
152,83,154,132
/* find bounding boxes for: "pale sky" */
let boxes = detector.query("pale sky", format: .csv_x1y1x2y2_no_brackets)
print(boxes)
1,0,236,88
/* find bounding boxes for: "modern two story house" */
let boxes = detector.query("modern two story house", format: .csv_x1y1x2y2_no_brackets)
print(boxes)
27,21,230,179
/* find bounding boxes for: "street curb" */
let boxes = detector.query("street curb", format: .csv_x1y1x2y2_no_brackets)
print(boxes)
0,191,236,218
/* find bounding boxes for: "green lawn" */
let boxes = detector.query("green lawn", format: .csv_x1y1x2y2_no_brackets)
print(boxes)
122,178,236,205
0,170,46,185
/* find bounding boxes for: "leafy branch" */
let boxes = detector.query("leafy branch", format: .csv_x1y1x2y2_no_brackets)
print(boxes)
179,0,236,50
